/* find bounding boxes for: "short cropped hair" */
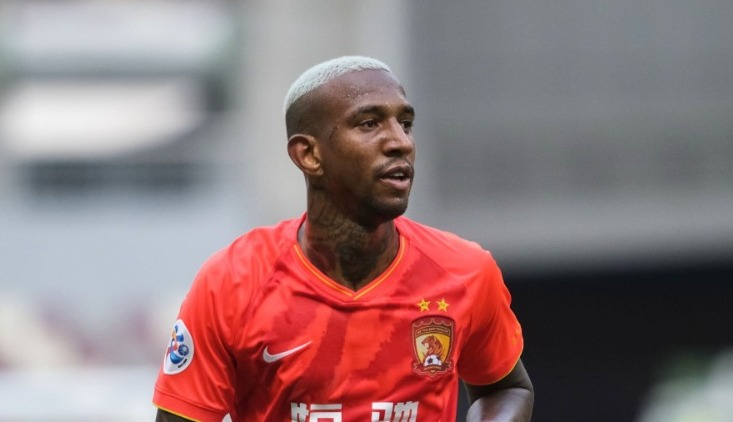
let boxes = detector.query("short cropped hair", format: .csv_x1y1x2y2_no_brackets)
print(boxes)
284,56,392,116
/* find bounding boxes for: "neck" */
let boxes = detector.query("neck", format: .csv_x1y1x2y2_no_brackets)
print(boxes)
298,205,399,291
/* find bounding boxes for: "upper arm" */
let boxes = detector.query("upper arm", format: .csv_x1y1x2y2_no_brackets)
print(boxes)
458,253,524,385
152,252,240,421
155,408,196,422
464,359,533,404
463,360,534,421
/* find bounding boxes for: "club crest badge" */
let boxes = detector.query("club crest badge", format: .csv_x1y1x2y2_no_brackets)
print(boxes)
163,319,194,375
412,316,454,377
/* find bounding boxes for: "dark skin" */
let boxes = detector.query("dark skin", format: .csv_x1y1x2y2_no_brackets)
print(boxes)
288,70,416,290
156,68,533,421
465,361,534,422
155,411,186,422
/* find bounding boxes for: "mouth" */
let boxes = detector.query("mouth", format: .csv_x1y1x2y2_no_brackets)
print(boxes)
379,163,414,189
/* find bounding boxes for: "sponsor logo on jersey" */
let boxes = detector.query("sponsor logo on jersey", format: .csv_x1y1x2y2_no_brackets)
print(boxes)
163,319,194,374
262,341,312,363
412,316,454,377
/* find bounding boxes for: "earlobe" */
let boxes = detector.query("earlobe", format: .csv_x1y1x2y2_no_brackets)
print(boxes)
287,134,322,176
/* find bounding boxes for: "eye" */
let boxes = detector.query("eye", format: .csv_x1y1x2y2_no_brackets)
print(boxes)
401,120,414,133
360,120,378,129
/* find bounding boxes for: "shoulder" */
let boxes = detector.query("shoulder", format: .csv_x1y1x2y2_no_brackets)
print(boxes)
179,218,302,333
396,217,494,265
397,218,505,304
195,217,301,291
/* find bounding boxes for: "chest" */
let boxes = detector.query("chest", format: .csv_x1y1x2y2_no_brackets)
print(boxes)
236,274,470,393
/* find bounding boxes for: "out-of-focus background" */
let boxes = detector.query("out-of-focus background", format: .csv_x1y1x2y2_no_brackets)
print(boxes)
1,0,732,421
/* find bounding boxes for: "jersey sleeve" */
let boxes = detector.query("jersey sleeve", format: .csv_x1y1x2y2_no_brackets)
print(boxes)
457,252,524,385
153,250,239,422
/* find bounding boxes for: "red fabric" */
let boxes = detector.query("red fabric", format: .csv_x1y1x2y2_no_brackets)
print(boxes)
153,215,523,421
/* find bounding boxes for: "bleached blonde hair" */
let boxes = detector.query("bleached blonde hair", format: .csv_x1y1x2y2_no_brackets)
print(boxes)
283,55,392,115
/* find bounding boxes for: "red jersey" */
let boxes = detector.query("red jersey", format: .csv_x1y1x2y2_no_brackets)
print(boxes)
153,215,523,422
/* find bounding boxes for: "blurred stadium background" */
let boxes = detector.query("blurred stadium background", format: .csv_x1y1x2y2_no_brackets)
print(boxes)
0,0,731,421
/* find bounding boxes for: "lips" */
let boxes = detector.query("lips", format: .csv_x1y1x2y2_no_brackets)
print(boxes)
379,162,413,190
380,163,413,181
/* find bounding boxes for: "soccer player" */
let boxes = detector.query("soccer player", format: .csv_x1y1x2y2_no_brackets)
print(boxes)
153,56,533,421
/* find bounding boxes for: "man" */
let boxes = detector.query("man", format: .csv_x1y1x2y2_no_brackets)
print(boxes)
153,56,533,421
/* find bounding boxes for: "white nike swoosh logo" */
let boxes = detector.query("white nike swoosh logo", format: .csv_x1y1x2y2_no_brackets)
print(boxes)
262,341,312,363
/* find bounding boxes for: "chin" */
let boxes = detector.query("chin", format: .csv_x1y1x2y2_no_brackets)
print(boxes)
374,200,409,221
355,195,410,226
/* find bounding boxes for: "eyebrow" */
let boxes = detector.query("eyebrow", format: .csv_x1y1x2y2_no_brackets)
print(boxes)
350,104,415,119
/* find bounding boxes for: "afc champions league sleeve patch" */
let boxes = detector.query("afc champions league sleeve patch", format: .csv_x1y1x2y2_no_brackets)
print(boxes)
163,319,195,375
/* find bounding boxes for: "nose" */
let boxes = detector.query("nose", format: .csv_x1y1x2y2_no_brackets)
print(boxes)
383,118,415,157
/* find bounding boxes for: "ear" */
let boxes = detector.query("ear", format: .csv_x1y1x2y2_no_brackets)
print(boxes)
287,134,323,176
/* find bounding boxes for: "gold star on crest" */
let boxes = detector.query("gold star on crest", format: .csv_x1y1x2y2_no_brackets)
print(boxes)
418,298,431,312
437,298,449,311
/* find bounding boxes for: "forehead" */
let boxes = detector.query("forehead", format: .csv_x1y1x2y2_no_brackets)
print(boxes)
316,69,410,113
